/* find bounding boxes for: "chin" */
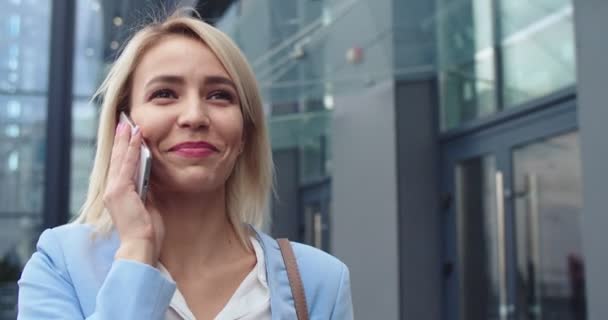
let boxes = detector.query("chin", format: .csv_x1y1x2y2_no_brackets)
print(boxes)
169,171,226,193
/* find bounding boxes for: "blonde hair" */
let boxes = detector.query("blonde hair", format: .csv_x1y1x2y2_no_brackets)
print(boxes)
74,11,274,247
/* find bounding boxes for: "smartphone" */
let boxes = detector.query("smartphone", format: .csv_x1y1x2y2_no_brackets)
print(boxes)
119,112,152,202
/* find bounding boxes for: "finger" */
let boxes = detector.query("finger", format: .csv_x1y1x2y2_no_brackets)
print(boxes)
108,122,131,179
118,126,142,188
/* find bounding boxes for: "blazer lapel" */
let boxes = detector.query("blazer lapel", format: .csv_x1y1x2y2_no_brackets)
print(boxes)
252,228,298,320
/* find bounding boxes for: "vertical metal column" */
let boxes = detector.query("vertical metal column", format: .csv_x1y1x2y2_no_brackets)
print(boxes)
43,0,75,228
491,0,505,111
395,75,441,320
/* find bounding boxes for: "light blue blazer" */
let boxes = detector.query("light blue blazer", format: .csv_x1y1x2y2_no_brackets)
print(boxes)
17,223,353,319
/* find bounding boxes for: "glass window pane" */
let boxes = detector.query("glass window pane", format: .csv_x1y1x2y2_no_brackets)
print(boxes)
0,1,51,317
70,0,104,217
438,0,576,130
438,0,497,130
0,3,51,93
500,0,576,107
70,100,97,215
269,109,332,183
513,132,586,319
0,96,47,214
72,0,103,98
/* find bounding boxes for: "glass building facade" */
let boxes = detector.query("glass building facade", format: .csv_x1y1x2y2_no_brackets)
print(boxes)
0,0,598,319
0,1,51,317
438,0,575,130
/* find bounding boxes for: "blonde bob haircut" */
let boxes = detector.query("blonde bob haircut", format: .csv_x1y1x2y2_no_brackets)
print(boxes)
74,11,274,247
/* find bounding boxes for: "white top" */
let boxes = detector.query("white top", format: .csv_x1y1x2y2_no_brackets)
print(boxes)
160,237,271,320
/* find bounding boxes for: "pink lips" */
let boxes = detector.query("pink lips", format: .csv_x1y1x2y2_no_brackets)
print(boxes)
169,141,219,158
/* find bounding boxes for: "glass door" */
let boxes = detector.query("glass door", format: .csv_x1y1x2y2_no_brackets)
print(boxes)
512,132,586,320
441,103,585,320
454,155,507,320
299,178,331,252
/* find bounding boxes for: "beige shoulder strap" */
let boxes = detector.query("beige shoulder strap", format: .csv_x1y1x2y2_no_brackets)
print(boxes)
277,238,309,320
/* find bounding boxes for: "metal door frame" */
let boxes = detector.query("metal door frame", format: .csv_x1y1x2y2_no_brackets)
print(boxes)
440,97,578,320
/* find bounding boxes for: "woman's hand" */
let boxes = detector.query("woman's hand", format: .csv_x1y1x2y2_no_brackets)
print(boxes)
103,122,164,266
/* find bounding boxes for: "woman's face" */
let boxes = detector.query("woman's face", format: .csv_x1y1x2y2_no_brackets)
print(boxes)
129,35,244,194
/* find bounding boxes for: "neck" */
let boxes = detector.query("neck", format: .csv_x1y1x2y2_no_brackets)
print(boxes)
154,187,248,277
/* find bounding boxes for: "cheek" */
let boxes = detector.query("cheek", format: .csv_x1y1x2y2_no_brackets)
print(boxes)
230,121,244,146
218,110,245,148
130,108,172,147
230,124,245,154
128,103,148,129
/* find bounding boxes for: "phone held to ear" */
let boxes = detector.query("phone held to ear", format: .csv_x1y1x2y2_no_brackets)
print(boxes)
119,112,152,202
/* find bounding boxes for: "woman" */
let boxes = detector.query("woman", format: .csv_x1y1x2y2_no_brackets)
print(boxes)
17,11,353,320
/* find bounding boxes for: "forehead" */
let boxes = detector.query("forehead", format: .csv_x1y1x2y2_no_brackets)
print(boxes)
133,34,231,83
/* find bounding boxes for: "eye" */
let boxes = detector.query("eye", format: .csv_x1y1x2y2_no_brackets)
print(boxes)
208,90,235,102
150,88,177,100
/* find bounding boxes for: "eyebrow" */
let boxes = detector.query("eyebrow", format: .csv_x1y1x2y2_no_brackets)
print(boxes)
204,75,236,89
144,75,184,89
144,75,237,90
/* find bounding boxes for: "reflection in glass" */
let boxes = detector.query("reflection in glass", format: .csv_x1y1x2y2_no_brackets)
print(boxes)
228,0,394,105
269,109,332,184
438,0,576,130
72,0,103,97
303,203,323,249
0,96,47,214
437,0,497,130
456,155,501,320
70,100,97,214
70,0,104,216
0,1,52,318
500,0,575,107
0,6,51,92
300,180,331,252
513,132,585,320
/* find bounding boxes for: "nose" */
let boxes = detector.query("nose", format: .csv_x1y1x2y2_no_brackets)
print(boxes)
176,95,210,130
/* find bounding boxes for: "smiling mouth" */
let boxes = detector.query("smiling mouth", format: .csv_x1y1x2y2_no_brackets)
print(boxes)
169,141,219,158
